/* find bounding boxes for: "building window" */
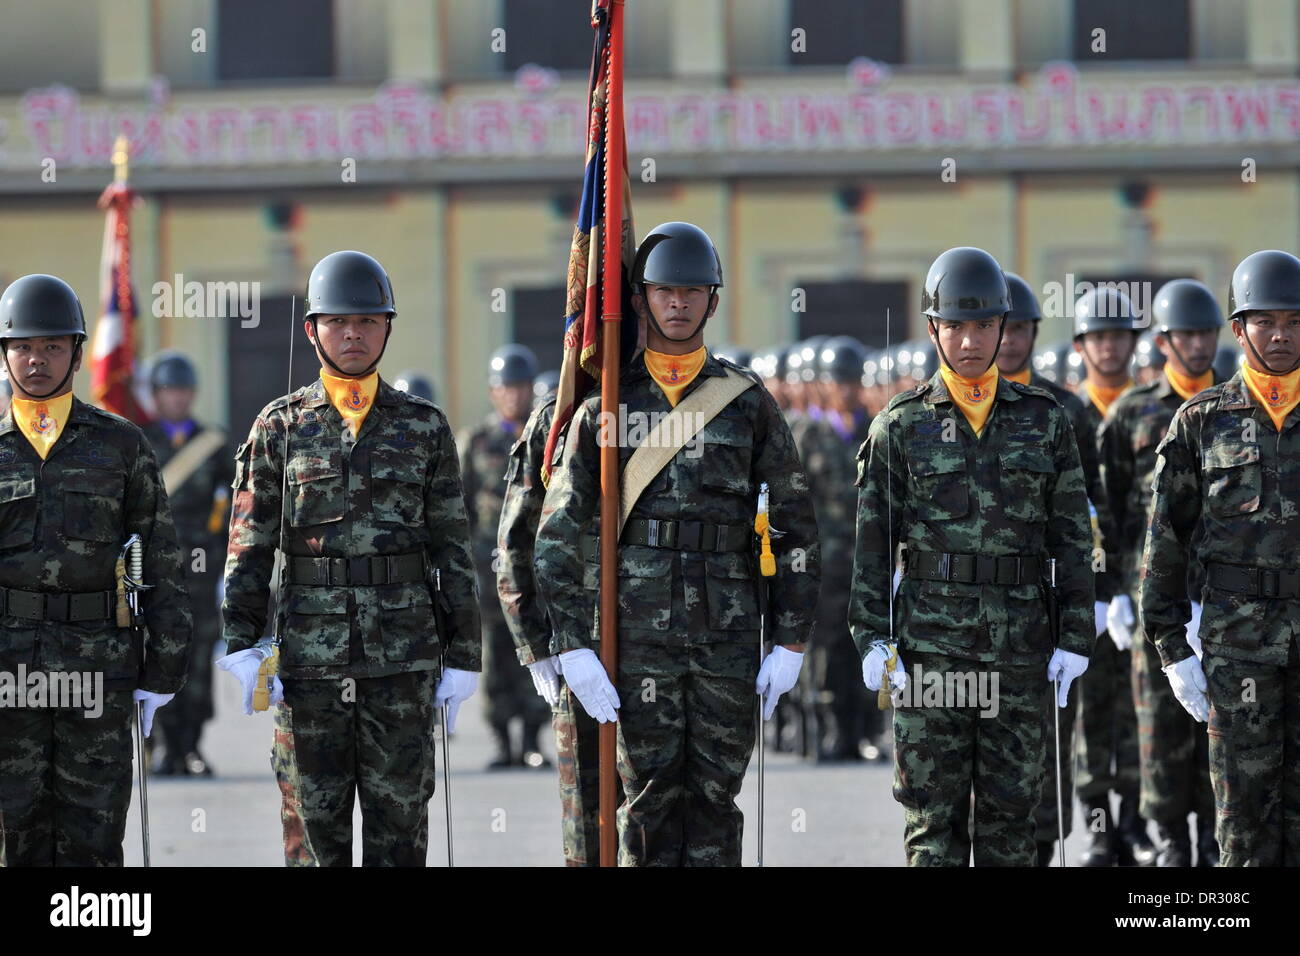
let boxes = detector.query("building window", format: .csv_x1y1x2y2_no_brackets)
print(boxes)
510,285,568,374
217,0,335,82
503,0,594,73
787,0,905,67
1071,0,1190,62
794,279,910,346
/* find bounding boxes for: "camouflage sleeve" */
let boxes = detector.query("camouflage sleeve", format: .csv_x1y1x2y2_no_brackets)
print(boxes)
752,387,820,646
1044,405,1098,658
457,427,479,541
1096,408,1134,588
848,409,904,658
535,402,601,655
1138,414,1200,669
497,401,555,665
129,429,194,694
220,411,283,655
425,418,482,671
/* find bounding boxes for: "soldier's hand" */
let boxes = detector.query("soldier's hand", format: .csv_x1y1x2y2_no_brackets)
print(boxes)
862,641,906,694
1162,656,1209,723
131,689,175,737
1046,649,1088,707
755,645,803,720
1185,602,1203,660
527,657,562,706
557,648,620,723
217,647,280,715
435,668,479,733
1106,595,1136,651
1093,601,1109,638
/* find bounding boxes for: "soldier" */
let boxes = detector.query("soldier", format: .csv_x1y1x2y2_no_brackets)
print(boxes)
853,247,1095,866
1099,279,1223,867
535,221,820,866
142,350,233,776
996,272,1089,865
0,274,192,866
393,369,436,404
751,345,790,412
1069,286,1156,866
1140,249,1300,867
219,250,481,867
1133,331,1167,386
533,369,560,408
459,344,551,770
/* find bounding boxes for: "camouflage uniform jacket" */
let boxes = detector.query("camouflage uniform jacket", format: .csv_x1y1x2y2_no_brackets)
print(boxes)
497,397,558,666
458,412,522,568
1139,371,1300,669
535,351,820,651
849,371,1096,664
0,397,193,692
1075,388,1122,603
221,378,481,679
798,409,872,576
142,420,234,559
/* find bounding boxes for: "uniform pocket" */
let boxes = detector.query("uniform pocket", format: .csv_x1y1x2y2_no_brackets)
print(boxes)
615,548,674,631
905,579,982,645
1204,443,1261,518
63,470,123,543
288,455,345,527
371,451,425,525
697,416,753,498
1004,583,1051,654
0,470,37,550
999,447,1054,523
57,621,134,680
704,552,759,631
281,586,351,667
1199,588,1266,650
379,582,439,662
910,454,969,520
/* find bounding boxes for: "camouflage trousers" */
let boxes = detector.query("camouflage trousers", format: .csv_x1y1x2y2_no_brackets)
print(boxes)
1204,642,1300,866
1034,673,1079,845
892,652,1045,866
553,677,624,866
616,638,760,867
1074,633,1139,799
0,690,134,866
1133,632,1213,827
271,671,438,867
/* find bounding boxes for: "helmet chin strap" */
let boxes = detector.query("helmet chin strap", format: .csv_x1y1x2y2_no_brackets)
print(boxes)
1,341,81,402
928,315,1006,377
1160,332,1214,379
312,317,392,377
1234,317,1300,376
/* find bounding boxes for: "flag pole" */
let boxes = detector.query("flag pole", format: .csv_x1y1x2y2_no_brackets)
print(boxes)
598,0,627,869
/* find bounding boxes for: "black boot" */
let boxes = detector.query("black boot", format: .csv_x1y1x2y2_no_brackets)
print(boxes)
1155,824,1192,866
486,723,513,770
1195,817,1220,867
520,722,552,769
1116,791,1158,867
1036,840,1057,867
1079,798,1116,867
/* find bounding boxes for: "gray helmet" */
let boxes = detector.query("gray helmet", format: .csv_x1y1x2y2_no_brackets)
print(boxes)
786,336,827,384
1034,341,1085,388
908,339,939,380
1003,272,1042,322
712,344,753,368
1228,249,1300,319
0,274,87,342
1213,342,1244,381
922,247,1010,321
1133,332,1166,370
534,368,560,403
394,370,436,402
751,344,789,381
632,222,724,290
817,335,868,384
149,350,198,390
1153,279,1224,333
1073,286,1139,337
488,344,539,387
305,250,396,319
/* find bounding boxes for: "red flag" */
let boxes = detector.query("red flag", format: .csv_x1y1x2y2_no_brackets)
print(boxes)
91,179,148,423
541,0,636,485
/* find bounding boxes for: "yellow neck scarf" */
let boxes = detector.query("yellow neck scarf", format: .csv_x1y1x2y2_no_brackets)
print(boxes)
1164,364,1213,402
1085,379,1131,417
1241,363,1300,431
644,347,707,408
320,369,378,436
12,392,73,460
1004,365,1032,386
939,363,999,436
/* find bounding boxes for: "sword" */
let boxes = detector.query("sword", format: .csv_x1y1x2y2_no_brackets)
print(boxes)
433,568,455,867
1049,557,1066,867
121,533,154,867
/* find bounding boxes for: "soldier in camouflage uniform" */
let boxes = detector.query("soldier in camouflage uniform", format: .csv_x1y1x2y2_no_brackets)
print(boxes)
460,344,551,769
1099,279,1223,866
1140,249,1300,867
1069,286,1156,866
220,251,481,867
852,248,1095,867
142,351,233,776
536,222,819,866
0,274,192,866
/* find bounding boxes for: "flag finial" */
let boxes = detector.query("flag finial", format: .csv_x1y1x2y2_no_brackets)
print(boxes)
112,135,130,184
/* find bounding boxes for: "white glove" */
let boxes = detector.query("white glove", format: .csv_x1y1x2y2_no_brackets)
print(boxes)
216,646,283,716
558,648,620,723
862,641,907,694
131,689,175,738
1094,601,1109,638
1107,595,1135,651
1163,656,1209,723
1185,601,1203,660
1047,648,1089,708
755,646,803,720
434,668,479,733
527,657,561,707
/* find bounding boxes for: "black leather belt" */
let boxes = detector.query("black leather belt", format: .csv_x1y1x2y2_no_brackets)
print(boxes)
622,518,750,553
0,587,116,622
905,551,1044,586
286,552,426,587
1207,562,1300,599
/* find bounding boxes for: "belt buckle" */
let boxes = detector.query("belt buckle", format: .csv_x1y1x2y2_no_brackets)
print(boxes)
679,520,702,551
647,520,660,548
937,553,951,581
1009,557,1022,585
1259,569,1280,598
385,555,397,584
45,593,69,622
